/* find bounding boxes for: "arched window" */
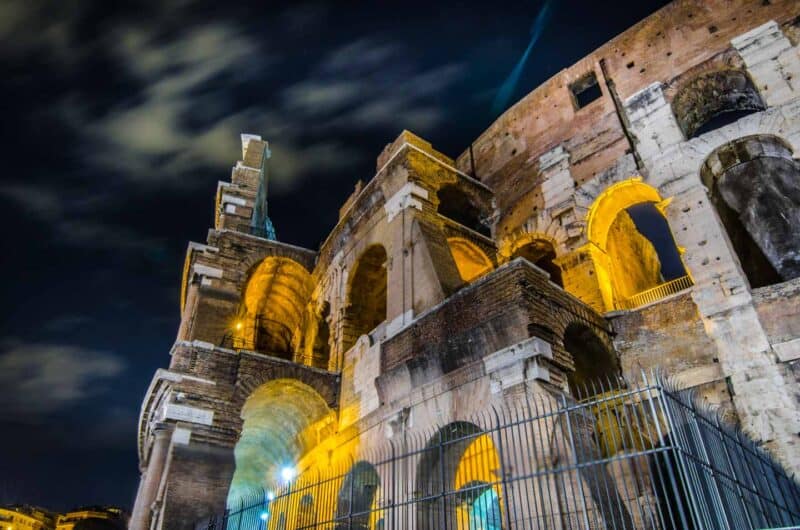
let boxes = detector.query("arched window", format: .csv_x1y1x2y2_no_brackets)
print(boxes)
586,179,691,310
335,461,381,529
295,494,316,530
701,135,800,286
671,69,765,139
447,237,493,283
415,422,503,530
511,239,563,287
343,245,388,352
235,257,313,360
437,185,491,237
563,323,620,398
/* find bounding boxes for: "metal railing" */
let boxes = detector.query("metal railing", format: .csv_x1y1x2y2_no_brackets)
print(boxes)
619,275,694,310
200,373,800,530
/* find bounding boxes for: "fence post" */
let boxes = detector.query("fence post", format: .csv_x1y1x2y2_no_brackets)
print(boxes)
491,407,514,530
438,429,448,530
560,393,592,530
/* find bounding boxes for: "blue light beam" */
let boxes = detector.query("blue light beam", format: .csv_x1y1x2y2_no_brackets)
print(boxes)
491,1,553,116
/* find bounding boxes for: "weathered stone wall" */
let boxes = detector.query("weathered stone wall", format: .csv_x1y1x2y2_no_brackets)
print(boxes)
131,2,800,529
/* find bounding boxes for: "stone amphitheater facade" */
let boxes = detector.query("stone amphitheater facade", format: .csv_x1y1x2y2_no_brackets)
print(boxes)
129,1,800,528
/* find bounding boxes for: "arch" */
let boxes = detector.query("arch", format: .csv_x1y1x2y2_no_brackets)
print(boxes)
235,257,314,359
510,238,563,287
437,184,491,237
564,323,621,398
343,245,388,352
335,461,381,529
227,379,333,505
671,69,765,139
585,179,689,310
701,135,800,286
416,422,503,530
294,494,316,530
448,237,493,283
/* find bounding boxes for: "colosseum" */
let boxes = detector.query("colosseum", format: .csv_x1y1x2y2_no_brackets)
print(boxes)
130,1,800,529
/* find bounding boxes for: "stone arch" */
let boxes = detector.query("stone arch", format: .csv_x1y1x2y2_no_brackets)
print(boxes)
295,493,316,529
563,322,621,398
334,461,382,529
342,245,388,352
509,236,563,287
585,179,689,311
310,301,332,370
671,69,766,139
700,135,800,286
235,257,314,360
447,237,493,283
415,422,503,530
227,378,334,505
436,184,491,237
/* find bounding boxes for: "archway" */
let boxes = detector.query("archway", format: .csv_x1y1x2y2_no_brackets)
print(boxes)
586,179,690,310
416,422,503,530
671,69,765,139
235,257,313,360
343,245,387,352
564,322,620,399
335,461,381,529
294,494,316,530
701,135,800,286
227,379,333,505
511,238,563,287
437,185,491,237
448,237,493,283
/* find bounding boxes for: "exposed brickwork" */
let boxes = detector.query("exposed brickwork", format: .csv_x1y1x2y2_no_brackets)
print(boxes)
132,3,800,529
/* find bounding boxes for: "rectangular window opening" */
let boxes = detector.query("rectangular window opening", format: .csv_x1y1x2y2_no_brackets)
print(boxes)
570,72,602,110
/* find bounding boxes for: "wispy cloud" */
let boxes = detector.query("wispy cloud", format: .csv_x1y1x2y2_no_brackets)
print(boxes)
0,342,126,419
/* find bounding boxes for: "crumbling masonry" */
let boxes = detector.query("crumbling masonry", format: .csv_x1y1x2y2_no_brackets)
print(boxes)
130,1,800,528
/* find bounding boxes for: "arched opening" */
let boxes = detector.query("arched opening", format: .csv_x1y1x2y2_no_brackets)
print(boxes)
586,179,691,310
335,461,381,529
294,494,316,530
343,245,387,352
227,379,333,506
448,237,493,283
564,323,620,398
671,69,765,139
416,422,503,530
701,135,799,287
311,302,331,370
437,185,491,237
235,257,313,360
511,239,563,287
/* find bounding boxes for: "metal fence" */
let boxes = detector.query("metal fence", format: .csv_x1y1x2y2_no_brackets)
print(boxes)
201,373,800,530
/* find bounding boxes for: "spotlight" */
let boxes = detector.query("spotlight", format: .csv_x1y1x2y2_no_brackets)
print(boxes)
235,321,243,330
280,466,296,483
259,511,269,521
266,491,275,501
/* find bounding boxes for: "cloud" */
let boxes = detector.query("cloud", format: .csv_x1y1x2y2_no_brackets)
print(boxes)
0,342,126,419
0,184,166,253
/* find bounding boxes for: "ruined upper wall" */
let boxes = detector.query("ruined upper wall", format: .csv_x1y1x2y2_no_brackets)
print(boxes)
455,0,799,238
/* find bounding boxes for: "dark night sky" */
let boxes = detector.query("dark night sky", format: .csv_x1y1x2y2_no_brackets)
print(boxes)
0,0,670,512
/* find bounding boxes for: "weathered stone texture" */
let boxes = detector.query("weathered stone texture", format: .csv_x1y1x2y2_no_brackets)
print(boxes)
131,2,800,529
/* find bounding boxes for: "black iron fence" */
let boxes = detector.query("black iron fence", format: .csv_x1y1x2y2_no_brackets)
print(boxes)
202,373,800,530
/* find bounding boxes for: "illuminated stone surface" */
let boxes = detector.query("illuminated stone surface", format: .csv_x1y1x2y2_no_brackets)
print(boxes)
131,2,800,529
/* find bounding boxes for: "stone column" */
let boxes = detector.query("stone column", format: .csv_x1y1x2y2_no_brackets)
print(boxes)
129,424,172,530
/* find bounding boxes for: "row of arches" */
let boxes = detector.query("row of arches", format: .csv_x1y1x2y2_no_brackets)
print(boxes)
228,321,621,506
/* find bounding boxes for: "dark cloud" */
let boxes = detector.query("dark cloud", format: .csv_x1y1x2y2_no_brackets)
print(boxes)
0,342,125,419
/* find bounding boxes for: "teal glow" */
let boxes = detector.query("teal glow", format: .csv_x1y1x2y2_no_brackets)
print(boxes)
469,488,502,530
